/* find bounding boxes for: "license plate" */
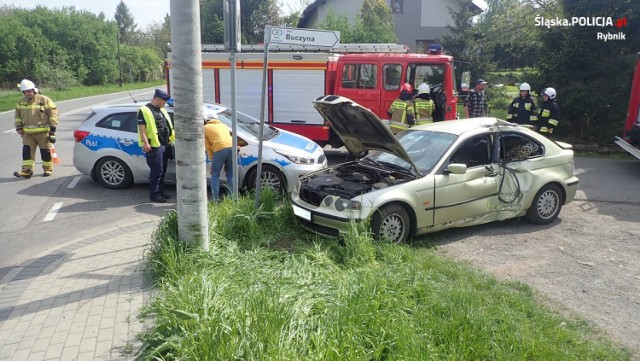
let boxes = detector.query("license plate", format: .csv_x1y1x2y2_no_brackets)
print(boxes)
292,204,311,221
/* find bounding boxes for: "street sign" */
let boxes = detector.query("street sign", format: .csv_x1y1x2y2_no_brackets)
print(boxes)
266,27,340,48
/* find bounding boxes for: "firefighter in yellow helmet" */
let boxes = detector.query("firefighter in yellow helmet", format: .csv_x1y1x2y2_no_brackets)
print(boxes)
414,83,435,125
387,82,415,134
14,79,59,178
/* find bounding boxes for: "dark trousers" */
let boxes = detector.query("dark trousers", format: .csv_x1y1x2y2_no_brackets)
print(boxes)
146,145,168,198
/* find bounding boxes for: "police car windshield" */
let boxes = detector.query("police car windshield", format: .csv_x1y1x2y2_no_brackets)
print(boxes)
216,109,278,140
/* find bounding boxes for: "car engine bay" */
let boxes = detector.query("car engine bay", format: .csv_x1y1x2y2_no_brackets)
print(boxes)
298,161,416,206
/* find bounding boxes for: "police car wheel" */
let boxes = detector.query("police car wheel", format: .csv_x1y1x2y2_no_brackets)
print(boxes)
96,157,133,189
246,164,285,193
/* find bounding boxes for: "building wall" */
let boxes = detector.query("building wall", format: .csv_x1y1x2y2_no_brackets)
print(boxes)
302,0,468,53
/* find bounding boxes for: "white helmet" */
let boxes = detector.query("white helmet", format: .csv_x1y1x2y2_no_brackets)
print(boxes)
417,83,430,95
519,82,531,91
542,87,556,99
19,79,36,92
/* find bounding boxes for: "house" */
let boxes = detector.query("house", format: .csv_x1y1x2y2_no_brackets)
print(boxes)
297,0,482,53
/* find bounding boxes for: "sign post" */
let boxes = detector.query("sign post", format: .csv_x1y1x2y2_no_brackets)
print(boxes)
255,27,340,209
223,0,241,199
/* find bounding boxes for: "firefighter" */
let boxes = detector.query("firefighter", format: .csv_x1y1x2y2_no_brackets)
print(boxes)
506,82,537,125
414,83,434,125
537,87,560,135
14,79,59,179
137,89,175,203
387,82,415,134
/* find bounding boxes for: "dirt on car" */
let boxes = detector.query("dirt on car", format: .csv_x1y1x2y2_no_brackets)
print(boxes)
431,199,640,358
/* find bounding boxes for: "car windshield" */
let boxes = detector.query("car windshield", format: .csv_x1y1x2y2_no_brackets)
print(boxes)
216,109,278,140
368,129,458,174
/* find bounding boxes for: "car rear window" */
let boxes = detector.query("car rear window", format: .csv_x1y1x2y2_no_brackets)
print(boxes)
96,112,137,133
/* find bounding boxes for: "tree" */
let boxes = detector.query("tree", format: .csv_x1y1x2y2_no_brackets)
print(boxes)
441,0,494,80
115,1,137,44
200,0,281,44
315,0,396,44
536,0,640,142
478,0,543,69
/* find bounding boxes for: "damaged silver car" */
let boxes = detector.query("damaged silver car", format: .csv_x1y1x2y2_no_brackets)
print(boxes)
291,95,579,243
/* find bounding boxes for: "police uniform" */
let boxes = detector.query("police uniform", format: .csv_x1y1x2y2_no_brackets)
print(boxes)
137,89,175,202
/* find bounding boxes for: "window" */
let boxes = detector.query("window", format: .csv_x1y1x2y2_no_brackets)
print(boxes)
500,133,544,162
450,135,492,168
383,64,402,91
409,64,445,90
341,63,377,89
97,112,137,133
387,0,402,13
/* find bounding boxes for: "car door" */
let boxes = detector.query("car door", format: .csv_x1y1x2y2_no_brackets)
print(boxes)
433,134,501,226
93,111,151,181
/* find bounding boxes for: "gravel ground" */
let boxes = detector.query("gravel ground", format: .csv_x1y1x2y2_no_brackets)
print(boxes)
431,199,640,358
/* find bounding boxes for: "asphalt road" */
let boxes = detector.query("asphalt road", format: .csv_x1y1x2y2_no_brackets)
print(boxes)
0,88,166,280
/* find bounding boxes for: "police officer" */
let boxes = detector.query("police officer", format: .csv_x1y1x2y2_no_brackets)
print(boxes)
387,82,415,134
506,82,537,125
137,89,175,203
414,83,435,125
537,87,560,135
14,79,58,179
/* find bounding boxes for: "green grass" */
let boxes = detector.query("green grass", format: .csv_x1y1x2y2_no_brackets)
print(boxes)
138,191,630,360
0,80,164,112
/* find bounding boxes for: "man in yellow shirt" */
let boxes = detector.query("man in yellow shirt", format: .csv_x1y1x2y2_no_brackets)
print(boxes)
204,117,233,201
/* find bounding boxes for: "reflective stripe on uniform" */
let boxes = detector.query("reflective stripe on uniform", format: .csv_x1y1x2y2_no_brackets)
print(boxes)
22,125,51,134
530,115,538,122
506,114,513,120
541,109,550,117
548,119,559,126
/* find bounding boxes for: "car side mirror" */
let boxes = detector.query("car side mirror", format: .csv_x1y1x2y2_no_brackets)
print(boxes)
446,163,467,174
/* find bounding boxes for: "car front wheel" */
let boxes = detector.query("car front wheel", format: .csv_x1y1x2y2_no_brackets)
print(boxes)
371,204,411,243
246,164,286,192
524,184,563,225
96,157,133,189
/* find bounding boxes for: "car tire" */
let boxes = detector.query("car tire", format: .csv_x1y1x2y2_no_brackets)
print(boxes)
246,164,286,192
371,204,411,243
524,183,563,225
96,157,133,189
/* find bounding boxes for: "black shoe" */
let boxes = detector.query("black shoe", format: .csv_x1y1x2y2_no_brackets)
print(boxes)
160,193,171,199
150,196,167,203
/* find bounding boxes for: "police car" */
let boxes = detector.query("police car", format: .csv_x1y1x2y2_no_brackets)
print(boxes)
72,103,327,192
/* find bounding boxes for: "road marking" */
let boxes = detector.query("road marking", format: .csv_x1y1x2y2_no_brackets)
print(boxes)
43,202,63,222
67,176,81,189
3,129,16,134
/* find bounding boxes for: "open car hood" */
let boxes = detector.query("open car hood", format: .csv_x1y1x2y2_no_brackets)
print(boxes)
313,95,421,175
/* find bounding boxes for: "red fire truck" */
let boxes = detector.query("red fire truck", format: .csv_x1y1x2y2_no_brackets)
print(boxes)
615,55,640,159
166,43,461,147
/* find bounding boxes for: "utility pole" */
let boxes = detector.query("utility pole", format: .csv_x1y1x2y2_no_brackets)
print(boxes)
170,0,209,251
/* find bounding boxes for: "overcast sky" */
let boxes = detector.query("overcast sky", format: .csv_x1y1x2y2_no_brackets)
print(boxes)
0,0,304,30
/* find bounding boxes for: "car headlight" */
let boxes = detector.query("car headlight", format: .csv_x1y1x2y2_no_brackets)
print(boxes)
335,198,362,212
275,150,314,164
